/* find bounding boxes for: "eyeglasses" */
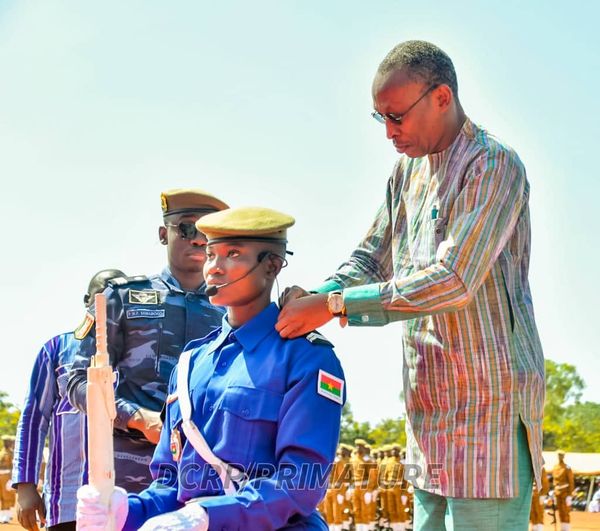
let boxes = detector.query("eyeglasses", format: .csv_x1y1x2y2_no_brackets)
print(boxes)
371,84,438,125
165,222,204,241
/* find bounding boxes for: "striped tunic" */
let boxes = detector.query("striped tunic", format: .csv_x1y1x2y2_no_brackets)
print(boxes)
317,117,544,498
12,333,87,526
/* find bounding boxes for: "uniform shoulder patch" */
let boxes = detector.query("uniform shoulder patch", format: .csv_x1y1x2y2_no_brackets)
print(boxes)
317,369,344,405
305,331,334,347
108,275,149,288
128,289,160,305
74,312,95,340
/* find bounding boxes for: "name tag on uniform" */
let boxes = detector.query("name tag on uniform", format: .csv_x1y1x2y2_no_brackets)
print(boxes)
126,308,166,319
128,290,159,305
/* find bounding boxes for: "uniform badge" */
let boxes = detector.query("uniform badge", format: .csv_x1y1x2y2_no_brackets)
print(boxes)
128,290,159,305
317,369,344,405
74,312,95,340
161,193,168,213
170,428,182,462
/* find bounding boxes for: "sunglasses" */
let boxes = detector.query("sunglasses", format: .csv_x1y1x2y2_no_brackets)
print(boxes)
165,222,204,241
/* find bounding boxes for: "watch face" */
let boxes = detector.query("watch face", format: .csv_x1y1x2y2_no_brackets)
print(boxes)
329,294,344,314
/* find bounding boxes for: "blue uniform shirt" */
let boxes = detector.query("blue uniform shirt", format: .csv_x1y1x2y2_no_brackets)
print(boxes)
12,333,87,527
126,303,346,530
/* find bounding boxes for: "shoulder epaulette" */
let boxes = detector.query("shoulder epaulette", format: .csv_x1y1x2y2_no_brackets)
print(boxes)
304,331,334,347
108,275,149,288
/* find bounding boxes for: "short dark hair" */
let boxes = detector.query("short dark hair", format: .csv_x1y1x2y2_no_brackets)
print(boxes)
377,40,458,97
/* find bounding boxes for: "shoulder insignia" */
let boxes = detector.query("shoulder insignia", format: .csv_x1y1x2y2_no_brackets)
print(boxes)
74,312,94,340
305,331,334,347
108,275,149,288
317,369,344,405
128,289,159,305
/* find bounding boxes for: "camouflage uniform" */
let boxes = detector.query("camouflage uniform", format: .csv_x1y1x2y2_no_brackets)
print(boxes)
68,269,223,492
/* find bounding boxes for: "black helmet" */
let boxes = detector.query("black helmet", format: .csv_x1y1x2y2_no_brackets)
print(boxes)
83,269,126,306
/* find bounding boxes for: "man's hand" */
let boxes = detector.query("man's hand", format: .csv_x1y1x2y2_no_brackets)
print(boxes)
128,407,163,444
16,483,46,531
276,293,332,338
76,484,128,531
278,285,310,308
139,503,208,531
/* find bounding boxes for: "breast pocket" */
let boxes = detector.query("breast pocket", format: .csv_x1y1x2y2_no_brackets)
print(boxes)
123,305,165,376
408,217,447,268
217,386,283,464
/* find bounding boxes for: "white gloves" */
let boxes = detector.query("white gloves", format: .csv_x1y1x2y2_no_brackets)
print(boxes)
371,490,378,501
336,493,344,505
566,496,572,507
139,503,209,531
364,492,372,504
76,485,128,531
345,488,353,501
401,494,408,505
539,495,546,505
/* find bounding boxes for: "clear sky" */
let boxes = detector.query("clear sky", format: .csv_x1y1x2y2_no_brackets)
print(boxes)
1,1,598,424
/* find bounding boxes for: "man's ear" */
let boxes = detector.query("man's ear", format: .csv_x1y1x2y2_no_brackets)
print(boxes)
158,226,168,245
265,255,284,278
435,84,453,112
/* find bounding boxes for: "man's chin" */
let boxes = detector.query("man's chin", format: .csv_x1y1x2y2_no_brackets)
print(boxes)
394,143,425,158
179,263,204,275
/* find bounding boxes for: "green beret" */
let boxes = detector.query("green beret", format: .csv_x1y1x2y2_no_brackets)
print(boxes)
161,188,229,217
196,206,295,244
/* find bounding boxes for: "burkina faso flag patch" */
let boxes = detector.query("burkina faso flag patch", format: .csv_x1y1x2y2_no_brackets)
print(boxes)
317,369,344,405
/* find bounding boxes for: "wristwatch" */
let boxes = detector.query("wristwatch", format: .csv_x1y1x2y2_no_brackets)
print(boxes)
327,291,346,317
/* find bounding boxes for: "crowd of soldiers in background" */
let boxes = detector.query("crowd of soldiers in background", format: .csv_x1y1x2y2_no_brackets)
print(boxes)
317,439,413,531
318,442,599,531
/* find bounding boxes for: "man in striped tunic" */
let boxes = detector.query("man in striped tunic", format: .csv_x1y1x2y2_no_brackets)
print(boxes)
11,269,125,531
277,40,544,530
